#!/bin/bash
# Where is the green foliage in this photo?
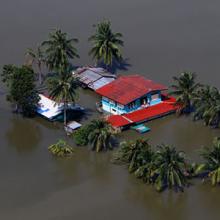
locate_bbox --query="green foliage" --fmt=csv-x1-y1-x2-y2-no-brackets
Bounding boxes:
48,72,79,125
42,29,79,73
195,137,220,186
170,71,200,114
73,123,94,146
25,46,46,84
1,65,40,117
48,139,74,157
73,119,115,152
89,20,124,67
1,64,15,87
153,144,189,192
113,139,153,172
87,119,115,152
193,85,220,128
113,140,190,192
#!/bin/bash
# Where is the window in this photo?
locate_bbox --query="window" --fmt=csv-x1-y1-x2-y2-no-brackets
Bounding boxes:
102,97,109,102
151,93,160,100
128,101,136,109
117,104,124,109
109,99,116,106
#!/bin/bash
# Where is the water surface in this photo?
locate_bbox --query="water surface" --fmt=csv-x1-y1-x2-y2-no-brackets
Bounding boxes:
1,0,220,219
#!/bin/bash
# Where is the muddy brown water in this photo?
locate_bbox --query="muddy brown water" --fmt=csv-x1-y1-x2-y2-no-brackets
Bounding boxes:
1,0,220,219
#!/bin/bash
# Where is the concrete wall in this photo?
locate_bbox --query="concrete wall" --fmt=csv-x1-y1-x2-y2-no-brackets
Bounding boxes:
101,91,162,115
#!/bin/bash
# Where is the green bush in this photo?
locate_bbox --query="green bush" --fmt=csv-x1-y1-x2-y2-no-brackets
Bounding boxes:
48,139,74,157
72,124,94,146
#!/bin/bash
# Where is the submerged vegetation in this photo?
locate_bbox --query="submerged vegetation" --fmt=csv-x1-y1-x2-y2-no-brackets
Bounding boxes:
42,29,79,73
48,139,74,157
170,71,220,128
169,71,200,114
1,65,39,117
48,72,79,126
89,20,124,68
2,19,220,194
25,46,46,85
195,137,220,186
113,139,190,192
73,119,115,152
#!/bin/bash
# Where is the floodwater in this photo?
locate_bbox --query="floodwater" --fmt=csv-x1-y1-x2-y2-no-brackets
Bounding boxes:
1,0,220,219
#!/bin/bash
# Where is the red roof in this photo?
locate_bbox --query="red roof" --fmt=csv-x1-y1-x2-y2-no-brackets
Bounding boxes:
107,96,178,127
96,75,167,105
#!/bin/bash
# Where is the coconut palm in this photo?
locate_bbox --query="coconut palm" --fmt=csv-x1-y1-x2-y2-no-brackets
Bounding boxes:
193,86,220,128
195,137,220,186
42,29,79,73
153,144,189,192
48,139,74,157
48,72,79,126
25,46,46,84
87,119,114,152
113,139,153,173
169,71,200,114
88,20,124,68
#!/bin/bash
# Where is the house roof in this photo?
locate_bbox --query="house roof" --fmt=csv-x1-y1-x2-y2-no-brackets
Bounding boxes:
95,75,167,105
73,67,116,90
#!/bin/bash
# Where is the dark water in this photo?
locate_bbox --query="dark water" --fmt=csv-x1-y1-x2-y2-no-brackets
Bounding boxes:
1,0,220,219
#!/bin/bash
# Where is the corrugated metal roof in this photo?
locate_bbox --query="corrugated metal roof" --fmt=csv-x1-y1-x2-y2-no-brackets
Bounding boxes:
88,77,115,90
96,75,167,105
78,69,102,84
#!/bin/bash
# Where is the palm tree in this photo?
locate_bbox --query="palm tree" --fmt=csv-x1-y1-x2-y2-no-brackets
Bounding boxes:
48,139,74,157
42,29,79,74
169,71,200,114
48,72,79,126
113,139,153,173
25,46,45,84
88,20,124,68
154,144,189,192
195,137,220,186
87,119,114,152
193,86,220,128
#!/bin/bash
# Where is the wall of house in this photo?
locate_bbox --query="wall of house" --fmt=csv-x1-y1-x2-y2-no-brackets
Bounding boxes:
148,91,162,106
101,91,162,115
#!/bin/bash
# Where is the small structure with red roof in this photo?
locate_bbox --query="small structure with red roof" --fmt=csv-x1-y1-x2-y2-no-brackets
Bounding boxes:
96,75,168,115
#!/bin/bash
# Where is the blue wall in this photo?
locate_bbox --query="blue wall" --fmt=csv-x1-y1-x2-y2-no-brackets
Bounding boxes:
101,91,162,114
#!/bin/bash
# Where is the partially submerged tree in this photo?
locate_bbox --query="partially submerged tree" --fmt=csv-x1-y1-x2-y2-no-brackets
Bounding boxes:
170,72,200,114
87,119,115,152
89,20,124,69
113,139,153,173
72,123,95,146
48,72,79,126
25,46,46,84
48,139,74,157
153,144,189,192
195,137,220,186
193,86,220,128
42,29,79,74
113,140,190,192
1,65,40,117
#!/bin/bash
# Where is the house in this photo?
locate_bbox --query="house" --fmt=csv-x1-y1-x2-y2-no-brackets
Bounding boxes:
73,67,116,90
37,94,84,121
95,75,167,115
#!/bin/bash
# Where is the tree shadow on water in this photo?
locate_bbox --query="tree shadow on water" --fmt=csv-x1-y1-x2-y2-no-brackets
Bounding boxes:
99,58,131,74
6,116,41,153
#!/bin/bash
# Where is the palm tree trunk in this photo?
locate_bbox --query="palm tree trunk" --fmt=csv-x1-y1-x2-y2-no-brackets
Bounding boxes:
64,101,67,126
38,63,42,85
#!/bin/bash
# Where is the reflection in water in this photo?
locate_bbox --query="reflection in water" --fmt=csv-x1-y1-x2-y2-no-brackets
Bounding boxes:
6,116,41,153
125,175,188,220
1,0,220,219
